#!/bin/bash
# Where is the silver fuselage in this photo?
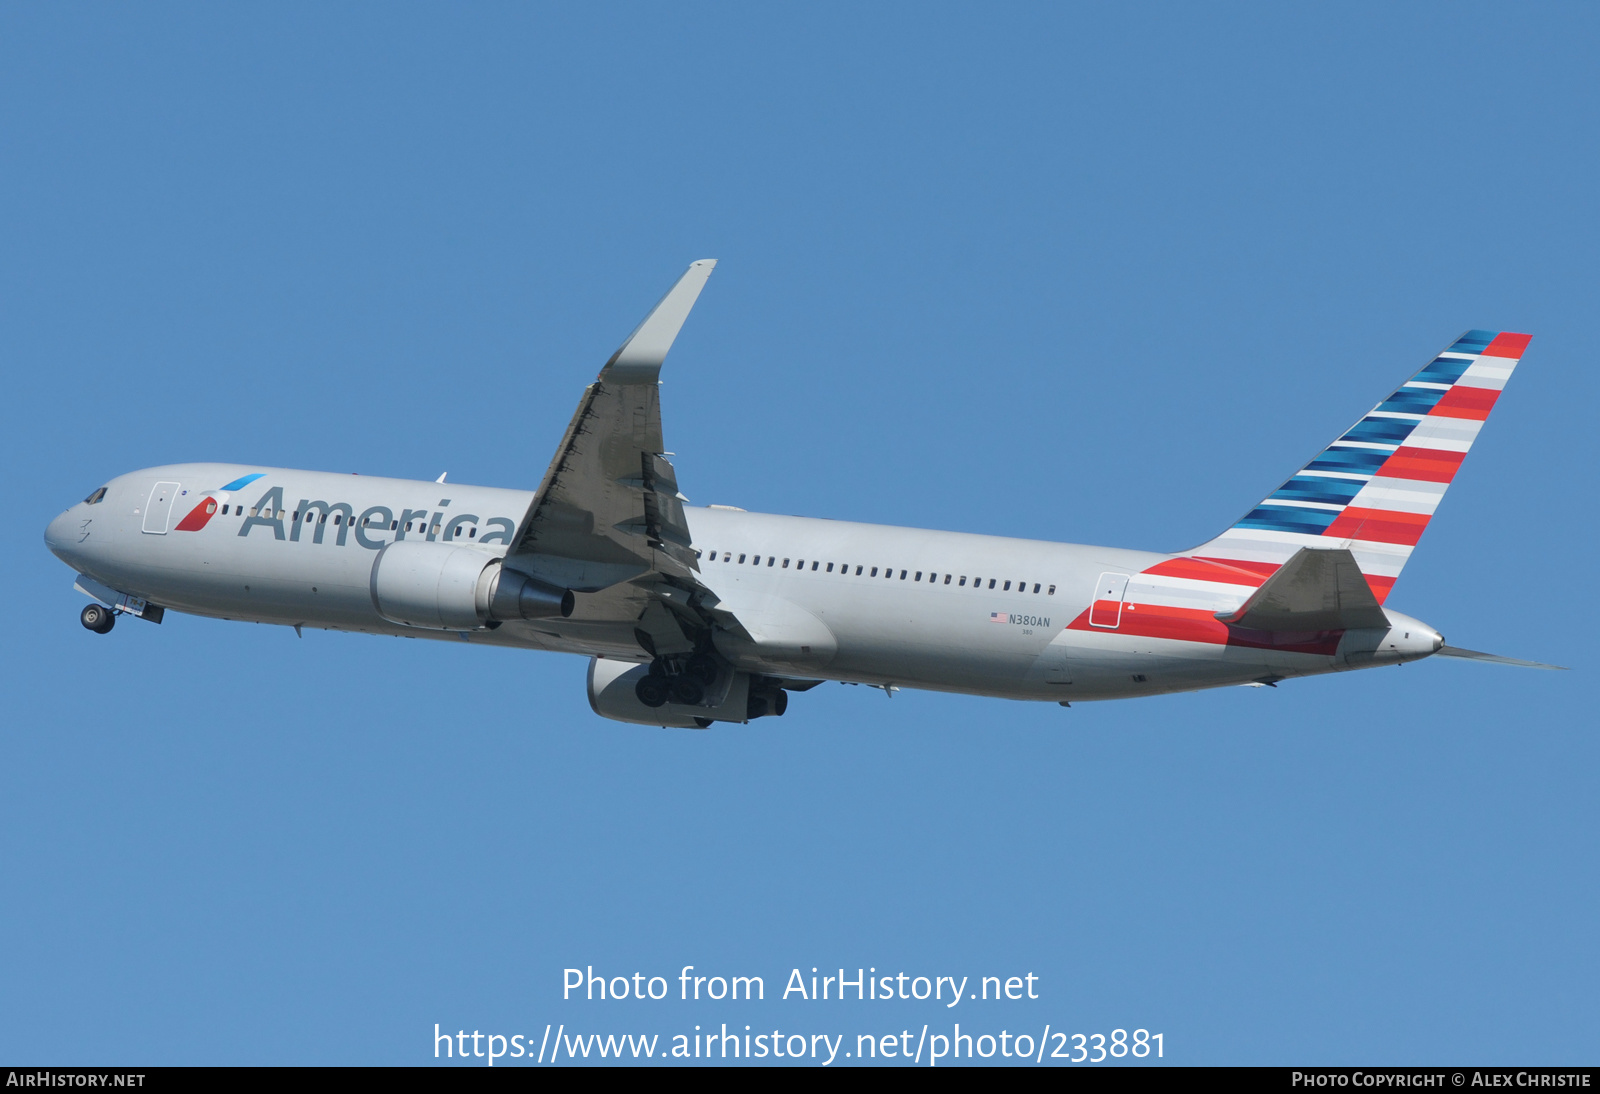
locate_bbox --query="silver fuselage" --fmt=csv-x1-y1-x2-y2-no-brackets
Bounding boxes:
45,463,1443,704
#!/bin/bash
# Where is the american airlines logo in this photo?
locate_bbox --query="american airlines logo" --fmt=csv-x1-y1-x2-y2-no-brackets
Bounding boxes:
218,482,517,550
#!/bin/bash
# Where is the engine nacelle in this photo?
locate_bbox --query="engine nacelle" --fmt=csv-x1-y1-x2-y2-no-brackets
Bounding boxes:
369,541,571,630
587,658,788,728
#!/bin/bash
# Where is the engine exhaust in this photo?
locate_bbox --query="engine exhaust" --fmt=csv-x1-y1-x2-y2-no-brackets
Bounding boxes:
483,565,573,621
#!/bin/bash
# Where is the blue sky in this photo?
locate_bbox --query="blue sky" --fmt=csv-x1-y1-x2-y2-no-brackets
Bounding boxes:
2,3,1596,1065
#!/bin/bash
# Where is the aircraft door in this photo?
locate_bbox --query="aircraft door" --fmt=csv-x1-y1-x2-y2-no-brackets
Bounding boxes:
142,481,181,534
1088,572,1129,628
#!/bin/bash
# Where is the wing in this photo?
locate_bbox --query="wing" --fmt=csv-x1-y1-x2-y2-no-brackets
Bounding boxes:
500,260,723,656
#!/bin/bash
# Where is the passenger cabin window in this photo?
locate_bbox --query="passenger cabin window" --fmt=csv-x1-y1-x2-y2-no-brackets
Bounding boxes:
811,561,819,571
959,576,967,586
783,558,790,568
710,551,718,561
1033,582,1040,593
1003,581,1011,591
767,557,775,567
826,563,834,572
944,574,952,584
870,567,878,577
1048,585,1056,595
988,579,996,589
854,565,863,575
739,554,747,564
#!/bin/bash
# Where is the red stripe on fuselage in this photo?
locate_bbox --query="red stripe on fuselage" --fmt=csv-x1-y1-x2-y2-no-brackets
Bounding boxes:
1140,556,1275,586
174,498,218,532
1149,552,1395,605
1065,604,1343,655
1193,557,1281,579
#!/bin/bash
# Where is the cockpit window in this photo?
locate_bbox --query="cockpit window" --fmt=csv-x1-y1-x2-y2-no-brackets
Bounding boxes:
84,486,107,505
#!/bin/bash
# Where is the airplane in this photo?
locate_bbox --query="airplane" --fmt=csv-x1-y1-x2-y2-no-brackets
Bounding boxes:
43,260,1562,728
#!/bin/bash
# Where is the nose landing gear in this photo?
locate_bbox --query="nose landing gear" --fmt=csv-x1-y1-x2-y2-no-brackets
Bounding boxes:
80,603,115,634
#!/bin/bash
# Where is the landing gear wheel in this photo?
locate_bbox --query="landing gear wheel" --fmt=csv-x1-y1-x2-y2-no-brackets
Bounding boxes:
80,603,114,634
634,674,670,708
669,675,705,706
686,652,719,686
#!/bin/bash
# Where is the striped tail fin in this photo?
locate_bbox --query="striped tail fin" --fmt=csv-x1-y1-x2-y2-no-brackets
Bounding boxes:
1188,330,1532,603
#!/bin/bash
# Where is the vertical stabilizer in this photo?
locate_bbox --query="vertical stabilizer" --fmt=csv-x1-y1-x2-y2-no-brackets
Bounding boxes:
1188,330,1532,602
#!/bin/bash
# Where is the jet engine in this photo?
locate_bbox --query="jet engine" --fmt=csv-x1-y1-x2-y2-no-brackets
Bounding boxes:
587,657,789,728
369,541,571,630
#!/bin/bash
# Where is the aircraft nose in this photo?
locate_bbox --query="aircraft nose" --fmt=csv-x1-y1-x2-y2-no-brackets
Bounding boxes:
44,508,79,563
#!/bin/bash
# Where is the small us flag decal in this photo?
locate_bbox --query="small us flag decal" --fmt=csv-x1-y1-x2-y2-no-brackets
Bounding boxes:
990,611,1007,623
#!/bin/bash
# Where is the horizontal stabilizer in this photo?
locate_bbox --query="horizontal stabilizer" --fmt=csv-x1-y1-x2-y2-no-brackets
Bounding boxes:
1214,547,1390,632
1435,645,1567,670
